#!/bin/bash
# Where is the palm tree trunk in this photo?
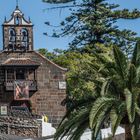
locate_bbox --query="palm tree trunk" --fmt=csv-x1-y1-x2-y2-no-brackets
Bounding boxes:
125,124,132,140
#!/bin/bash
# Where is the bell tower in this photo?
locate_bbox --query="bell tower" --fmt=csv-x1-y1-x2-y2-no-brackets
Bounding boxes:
3,5,33,52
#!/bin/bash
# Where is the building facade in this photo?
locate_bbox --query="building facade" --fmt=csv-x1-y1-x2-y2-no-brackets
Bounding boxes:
0,6,66,126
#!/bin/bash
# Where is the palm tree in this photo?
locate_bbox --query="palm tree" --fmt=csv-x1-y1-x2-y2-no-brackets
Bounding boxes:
54,41,140,140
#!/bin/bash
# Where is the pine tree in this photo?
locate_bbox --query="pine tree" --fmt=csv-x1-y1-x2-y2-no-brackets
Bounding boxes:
43,0,140,55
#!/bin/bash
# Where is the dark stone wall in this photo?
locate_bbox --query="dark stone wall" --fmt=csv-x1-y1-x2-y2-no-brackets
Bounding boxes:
0,51,66,126
0,116,41,137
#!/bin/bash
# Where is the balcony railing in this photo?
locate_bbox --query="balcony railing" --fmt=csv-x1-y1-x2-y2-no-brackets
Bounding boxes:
5,80,37,91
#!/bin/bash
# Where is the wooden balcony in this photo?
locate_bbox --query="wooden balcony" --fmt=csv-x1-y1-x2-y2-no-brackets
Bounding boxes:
5,80,37,91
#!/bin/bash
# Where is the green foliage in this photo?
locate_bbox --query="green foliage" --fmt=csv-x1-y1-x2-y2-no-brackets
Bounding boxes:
66,53,96,98
124,88,135,123
38,48,48,56
110,107,124,136
53,41,140,140
38,48,64,60
43,0,140,55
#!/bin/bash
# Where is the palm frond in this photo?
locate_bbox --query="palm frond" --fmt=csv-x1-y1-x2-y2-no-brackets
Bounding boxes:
113,45,127,80
68,121,89,140
93,109,110,139
135,103,140,116
54,108,89,140
89,97,116,129
110,103,125,136
100,80,110,96
124,88,135,123
136,66,140,84
128,64,136,91
131,40,140,67
131,114,140,140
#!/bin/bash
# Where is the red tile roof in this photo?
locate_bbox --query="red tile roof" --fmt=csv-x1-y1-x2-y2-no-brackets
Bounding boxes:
2,58,40,66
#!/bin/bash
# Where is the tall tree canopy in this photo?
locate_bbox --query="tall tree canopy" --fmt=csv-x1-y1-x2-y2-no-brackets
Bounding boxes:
43,0,140,55
41,1,140,139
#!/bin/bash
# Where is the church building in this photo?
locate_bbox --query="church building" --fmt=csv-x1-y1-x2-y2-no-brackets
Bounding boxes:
0,6,66,126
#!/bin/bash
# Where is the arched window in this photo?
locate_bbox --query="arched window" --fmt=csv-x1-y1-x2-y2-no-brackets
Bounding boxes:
21,29,28,49
15,16,20,25
9,28,16,43
21,29,28,41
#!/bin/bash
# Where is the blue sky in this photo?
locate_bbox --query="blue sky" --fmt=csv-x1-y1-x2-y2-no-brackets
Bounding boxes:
0,0,140,51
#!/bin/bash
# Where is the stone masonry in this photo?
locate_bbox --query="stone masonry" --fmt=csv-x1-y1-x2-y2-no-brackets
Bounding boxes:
0,51,66,127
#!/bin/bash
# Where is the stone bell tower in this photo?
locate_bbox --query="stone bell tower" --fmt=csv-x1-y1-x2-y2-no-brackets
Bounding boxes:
3,5,33,51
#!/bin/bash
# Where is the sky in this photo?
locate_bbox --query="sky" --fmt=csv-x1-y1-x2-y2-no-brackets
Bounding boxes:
0,0,140,51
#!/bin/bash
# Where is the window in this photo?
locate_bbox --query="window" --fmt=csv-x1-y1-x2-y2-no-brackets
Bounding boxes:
15,16,20,25
7,69,14,80
16,69,25,80
9,28,16,42
21,29,28,49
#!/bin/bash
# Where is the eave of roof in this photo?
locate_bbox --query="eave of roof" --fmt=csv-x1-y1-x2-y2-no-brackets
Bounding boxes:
34,51,67,71
1,58,40,66
0,51,67,71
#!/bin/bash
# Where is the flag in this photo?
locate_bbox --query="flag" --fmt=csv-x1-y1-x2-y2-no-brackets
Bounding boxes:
14,80,29,100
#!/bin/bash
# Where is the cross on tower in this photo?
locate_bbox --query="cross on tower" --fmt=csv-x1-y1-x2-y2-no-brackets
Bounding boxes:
16,0,19,7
